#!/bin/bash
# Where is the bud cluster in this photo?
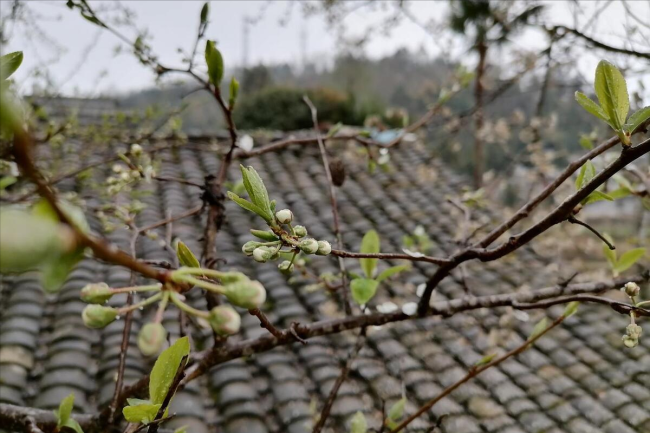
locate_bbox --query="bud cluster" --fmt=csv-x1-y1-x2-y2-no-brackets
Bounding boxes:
622,323,642,348
620,282,645,349
103,144,157,196
239,207,332,275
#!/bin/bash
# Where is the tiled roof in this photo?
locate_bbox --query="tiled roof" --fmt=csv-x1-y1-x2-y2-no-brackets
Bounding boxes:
1,136,648,433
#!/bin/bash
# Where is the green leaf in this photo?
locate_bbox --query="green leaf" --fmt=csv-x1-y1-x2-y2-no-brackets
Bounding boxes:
594,60,629,130
609,187,631,200
61,418,84,433
200,2,209,24
578,135,594,150
614,248,646,273
176,241,201,268
582,190,613,205
174,427,189,433
624,106,650,134
387,396,406,422
122,402,161,424
563,301,579,318
250,229,279,241
376,265,409,283
227,191,272,222
229,76,239,109
359,230,380,278
149,336,190,405
529,317,549,340
575,92,611,125
240,165,272,217
575,160,596,190
350,278,379,305
350,411,367,433
0,51,23,80
205,40,224,86
474,353,496,367
57,394,75,425
41,249,83,293
0,176,17,190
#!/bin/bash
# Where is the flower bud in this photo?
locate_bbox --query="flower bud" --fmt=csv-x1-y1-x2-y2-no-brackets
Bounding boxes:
623,282,640,298
112,164,124,173
82,305,118,328
278,260,294,275
224,280,267,309
218,271,249,284
138,323,167,357
626,323,642,339
253,247,272,263
130,143,143,156
80,282,113,304
300,238,319,254
242,241,258,256
316,240,332,256
293,225,308,238
275,209,293,224
622,334,638,348
208,305,241,335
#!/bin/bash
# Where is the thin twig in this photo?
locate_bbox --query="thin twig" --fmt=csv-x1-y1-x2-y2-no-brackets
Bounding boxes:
304,96,352,316
388,314,567,432
567,215,615,250
313,329,366,433
249,308,283,338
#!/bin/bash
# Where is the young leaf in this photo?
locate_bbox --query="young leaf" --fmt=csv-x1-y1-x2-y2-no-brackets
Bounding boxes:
174,427,189,433
528,317,549,340
250,229,279,241
177,241,201,268
563,301,579,318
602,235,617,268
387,396,406,423
574,92,610,125
41,250,83,293
376,265,410,283
200,2,209,24
474,353,496,367
359,230,380,278
0,51,23,80
149,336,190,405
239,165,272,219
61,419,84,433
624,106,650,134
582,190,614,205
350,411,367,433
229,77,239,109
57,393,75,425
594,60,629,130
227,191,272,222
205,40,224,86
608,188,631,200
350,278,379,305
122,402,162,424
575,160,596,190
614,248,646,273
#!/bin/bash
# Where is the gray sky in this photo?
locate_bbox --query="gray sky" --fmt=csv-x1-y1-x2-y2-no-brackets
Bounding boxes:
3,1,649,97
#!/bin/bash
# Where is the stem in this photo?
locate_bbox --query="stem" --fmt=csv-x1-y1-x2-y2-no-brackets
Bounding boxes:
171,293,210,319
154,292,170,324
117,293,163,315
111,284,162,294
567,215,615,250
174,275,226,295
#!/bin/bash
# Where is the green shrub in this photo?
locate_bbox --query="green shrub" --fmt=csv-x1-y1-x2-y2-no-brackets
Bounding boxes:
234,86,359,130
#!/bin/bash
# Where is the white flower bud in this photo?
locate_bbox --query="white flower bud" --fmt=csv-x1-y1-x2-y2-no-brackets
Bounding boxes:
626,324,642,339
316,240,332,256
622,334,638,348
253,247,272,263
120,171,131,181
293,225,307,238
623,282,641,298
278,260,294,275
242,241,259,256
130,143,143,156
209,305,241,335
224,280,267,309
112,164,124,173
275,209,293,224
300,238,319,254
